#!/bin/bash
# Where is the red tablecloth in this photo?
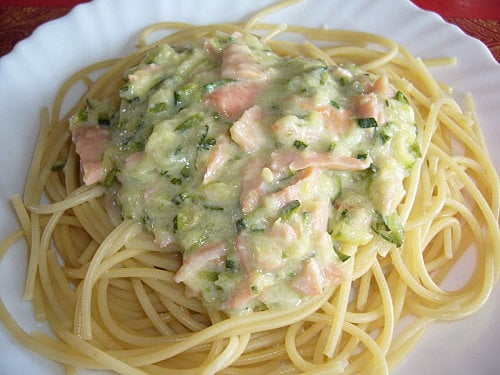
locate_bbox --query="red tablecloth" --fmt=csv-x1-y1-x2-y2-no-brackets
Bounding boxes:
0,1,499,62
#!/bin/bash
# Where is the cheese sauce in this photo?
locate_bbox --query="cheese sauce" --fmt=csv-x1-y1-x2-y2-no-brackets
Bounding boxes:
71,31,419,314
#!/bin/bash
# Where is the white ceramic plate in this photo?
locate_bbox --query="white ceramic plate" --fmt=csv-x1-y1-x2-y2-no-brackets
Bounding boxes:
0,1,498,374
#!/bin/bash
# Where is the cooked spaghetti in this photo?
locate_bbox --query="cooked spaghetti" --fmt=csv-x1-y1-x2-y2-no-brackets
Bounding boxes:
0,1,499,374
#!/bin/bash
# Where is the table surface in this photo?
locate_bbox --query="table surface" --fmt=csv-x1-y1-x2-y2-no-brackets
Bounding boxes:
0,0,499,62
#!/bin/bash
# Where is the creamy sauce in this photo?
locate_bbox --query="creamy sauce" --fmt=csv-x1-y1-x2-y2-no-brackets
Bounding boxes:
71,31,419,314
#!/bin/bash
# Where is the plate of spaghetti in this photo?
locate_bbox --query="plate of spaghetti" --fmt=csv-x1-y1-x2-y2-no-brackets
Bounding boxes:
0,0,499,374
